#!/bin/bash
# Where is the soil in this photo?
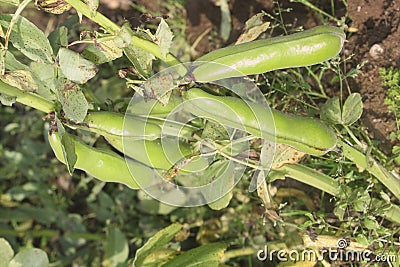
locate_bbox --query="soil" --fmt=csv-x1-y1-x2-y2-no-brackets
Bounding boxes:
347,0,400,153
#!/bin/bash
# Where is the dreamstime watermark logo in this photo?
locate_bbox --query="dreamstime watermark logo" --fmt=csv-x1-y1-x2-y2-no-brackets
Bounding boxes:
123,62,276,207
257,239,397,264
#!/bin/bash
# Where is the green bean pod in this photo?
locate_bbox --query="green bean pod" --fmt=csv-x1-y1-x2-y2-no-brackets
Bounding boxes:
69,111,196,140
183,88,337,156
104,133,208,171
128,92,183,118
192,25,345,82
48,131,154,189
81,111,160,139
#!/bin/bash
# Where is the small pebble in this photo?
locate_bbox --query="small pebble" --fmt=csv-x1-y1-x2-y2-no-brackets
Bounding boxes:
369,44,384,59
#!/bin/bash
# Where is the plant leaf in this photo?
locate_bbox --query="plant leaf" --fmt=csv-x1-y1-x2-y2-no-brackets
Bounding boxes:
0,238,14,267
342,93,363,126
82,38,123,64
0,15,54,63
117,24,154,78
58,48,97,84
204,160,235,210
320,96,342,124
2,51,29,71
103,227,129,267
30,62,56,99
1,70,38,92
236,12,270,44
155,19,173,61
48,26,68,55
9,248,49,267
56,120,77,175
162,243,227,267
141,72,173,105
56,78,88,122
133,223,182,267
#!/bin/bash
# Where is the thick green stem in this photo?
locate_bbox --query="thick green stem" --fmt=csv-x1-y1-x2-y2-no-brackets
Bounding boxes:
0,80,54,113
277,163,339,196
65,0,120,33
64,0,180,66
276,163,400,225
339,139,400,201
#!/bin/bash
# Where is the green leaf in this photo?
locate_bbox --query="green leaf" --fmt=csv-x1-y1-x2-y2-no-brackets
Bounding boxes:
0,15,53,63
141,73,173,105
133,223,183,267
2,51,29,71
353,189,371,212
320,96,341,124
342,93,363,126
219,0,231,42
103,227,129,267
355,234,370,246
162,243,226,267
123,45,154,79
9,248,49,267
58,48,97,84
141,248,178,267
48,26,68,55
204,160,235,210
119,25,154,78
30,62,56,99
155,19,173,61
364,216,379,230
0,238,14,267
56,120,77,175
201,121,229,140
1,70,38,92
56,79,88,123
82,38,123,64
333,203,346,221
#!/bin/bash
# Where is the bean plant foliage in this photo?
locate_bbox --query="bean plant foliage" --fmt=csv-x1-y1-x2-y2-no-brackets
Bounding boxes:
0,0,399,266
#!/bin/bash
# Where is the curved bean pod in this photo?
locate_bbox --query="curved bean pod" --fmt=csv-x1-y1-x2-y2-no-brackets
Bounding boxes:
69,111,196,140
48,131,154,189
104,133,208,171
183,88,337,156
192,25,345,82
128,92,183,118
82,111,160,139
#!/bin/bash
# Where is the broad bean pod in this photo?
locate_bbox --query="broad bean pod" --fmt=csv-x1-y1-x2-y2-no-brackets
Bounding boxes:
104,133,208,171
48,131,154,189
183,88,337,156
70,111,196,140
128,92,183,118
192,25,345,82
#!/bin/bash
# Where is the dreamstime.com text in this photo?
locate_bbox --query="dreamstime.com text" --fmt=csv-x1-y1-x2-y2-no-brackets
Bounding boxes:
257,239,397,264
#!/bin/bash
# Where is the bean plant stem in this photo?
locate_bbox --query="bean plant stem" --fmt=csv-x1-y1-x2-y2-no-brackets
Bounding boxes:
64,0,181,66
339,139,400,202
278,163,400,225
0,80,54,113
